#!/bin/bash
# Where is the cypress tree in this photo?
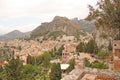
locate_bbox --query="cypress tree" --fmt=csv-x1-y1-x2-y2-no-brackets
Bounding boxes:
49,63,61,80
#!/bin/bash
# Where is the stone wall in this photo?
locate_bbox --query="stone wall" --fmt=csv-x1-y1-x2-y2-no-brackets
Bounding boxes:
84,68,120,80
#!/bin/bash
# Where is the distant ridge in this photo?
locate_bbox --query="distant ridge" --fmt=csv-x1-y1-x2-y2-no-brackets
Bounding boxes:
0,30,31,41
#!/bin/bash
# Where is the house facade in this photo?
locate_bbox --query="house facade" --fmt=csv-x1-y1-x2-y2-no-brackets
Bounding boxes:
113,40,120,71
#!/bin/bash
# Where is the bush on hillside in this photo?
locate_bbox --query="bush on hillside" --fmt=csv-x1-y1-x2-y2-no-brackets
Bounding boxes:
84,59,109,69
97,50,109,58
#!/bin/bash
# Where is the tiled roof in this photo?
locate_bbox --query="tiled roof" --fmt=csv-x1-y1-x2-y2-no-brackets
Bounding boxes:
0,62,5,67
96,75,115,80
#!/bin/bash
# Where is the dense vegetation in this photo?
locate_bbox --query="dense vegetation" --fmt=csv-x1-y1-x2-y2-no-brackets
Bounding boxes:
97,50,110,59
4,57,23,80
67,59,75,73
76,38,112,59
49,45,64,59
84,58,109,69
49,63,61,80
0,48,66,80
0,52,52,80
76,39,98,54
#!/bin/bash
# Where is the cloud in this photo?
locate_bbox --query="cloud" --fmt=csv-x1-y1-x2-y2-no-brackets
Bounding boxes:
0,0,99,35
0,0,98,19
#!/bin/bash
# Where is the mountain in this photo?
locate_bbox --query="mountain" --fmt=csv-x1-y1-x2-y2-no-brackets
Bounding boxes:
0,30,31,41
0,16,94,41
31,16,81,39
71,18,95,32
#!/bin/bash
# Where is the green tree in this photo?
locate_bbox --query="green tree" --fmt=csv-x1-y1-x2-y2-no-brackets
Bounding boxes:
18,46,22,51
94,42,99,54
108,42,113,51
84,58,91,67
86,0,120,40
67,59,75,73
49,63,61,80
4,57,23,80
41,52,51,69
115,34,120,40
0,67,4,80
76,42,86,52
56,45,64,57
91,61,109,69
86,39,98,54
22,64,40,80
36,55,43,65
84,59,109,69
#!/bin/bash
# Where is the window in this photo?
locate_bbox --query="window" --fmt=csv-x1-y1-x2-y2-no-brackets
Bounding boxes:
114,44,117,46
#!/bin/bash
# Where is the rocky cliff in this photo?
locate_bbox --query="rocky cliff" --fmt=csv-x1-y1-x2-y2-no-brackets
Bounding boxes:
31,16,81,38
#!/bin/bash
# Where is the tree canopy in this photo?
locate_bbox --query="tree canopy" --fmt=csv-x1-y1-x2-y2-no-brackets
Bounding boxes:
86,0,120,40
4,57,23,80
76,39,98,54
49,63,61,80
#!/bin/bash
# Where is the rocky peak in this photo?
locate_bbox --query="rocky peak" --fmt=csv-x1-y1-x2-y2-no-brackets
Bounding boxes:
53,16,68,21
31,16,81,38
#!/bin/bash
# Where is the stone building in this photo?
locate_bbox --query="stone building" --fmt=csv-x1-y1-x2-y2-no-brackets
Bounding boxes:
113,40,120,71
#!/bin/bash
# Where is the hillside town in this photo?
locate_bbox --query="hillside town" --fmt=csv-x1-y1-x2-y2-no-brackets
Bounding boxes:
0,0,120,80
0,33,120,80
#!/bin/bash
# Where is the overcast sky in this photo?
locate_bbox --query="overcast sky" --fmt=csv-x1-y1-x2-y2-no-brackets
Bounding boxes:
0,0,99,35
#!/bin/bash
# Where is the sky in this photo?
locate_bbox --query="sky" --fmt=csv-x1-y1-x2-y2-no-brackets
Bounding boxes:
0,0,99,35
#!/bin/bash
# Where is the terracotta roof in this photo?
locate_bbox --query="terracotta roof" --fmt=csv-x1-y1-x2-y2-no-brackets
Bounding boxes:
96,75,115,80
0,62,5,67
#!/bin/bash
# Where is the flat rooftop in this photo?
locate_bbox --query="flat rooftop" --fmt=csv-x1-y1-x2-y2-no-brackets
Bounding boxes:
61,64,70,70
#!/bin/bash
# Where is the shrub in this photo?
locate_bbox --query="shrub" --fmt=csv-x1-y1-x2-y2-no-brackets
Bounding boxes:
84,59,109,69
84,58,91,67
115,34,120,40
100,33,108,39
97,50,109,58
91,61,109,69
67,59,75,73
